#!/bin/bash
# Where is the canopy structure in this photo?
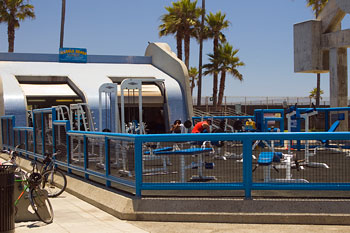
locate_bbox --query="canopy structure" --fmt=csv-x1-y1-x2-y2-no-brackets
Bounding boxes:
0,42,193,132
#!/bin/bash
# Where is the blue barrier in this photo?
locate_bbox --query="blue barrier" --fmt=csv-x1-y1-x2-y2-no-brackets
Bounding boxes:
2,112,350,200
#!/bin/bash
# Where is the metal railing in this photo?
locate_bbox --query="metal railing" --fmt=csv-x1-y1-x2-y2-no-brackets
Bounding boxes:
193,96,350,107
1,109,350,199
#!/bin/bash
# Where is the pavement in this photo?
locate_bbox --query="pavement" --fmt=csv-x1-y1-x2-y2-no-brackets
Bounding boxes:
13,191,350,233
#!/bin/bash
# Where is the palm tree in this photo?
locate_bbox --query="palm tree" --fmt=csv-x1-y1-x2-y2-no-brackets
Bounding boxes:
309,87,324,102
159,1,184,60
306,0,328,107
188,66,198,95
159,0,202,68
196,0,205,106
203,43,244,107
205,11,230,107
59,0,66,48
180,0,202,69
0,0,35,52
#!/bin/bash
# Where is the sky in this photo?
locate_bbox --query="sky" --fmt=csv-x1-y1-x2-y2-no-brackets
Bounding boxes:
0,0,349,98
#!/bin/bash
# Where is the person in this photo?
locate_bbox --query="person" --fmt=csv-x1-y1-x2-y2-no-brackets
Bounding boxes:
170,120,182,133
192,119,212,133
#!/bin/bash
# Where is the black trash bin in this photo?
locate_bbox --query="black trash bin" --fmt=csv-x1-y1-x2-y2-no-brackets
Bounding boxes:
0,165,15,233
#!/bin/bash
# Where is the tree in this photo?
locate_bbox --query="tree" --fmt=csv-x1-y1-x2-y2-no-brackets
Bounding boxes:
203,42,244,107
205,11,230,107
188,66,198,95
59,0,66,48
179,0,202,69
196,0,205,106
309,87,324,102
159,1,184,61
306,0,328,107
159,0,202,68
0,0,35,52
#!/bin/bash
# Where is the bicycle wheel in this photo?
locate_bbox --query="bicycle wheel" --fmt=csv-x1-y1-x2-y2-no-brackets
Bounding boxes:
30,187,54,224
41,169,67,197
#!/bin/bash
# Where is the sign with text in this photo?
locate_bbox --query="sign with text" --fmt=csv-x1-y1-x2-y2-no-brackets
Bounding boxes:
59,48,87,63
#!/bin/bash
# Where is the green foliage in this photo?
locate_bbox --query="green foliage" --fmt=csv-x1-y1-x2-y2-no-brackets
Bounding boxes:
0,0,35,27
159,0,203,67
306,0,328,17
204,42,244,106
0,0,35,52
188,66,198,95
309,87,324,100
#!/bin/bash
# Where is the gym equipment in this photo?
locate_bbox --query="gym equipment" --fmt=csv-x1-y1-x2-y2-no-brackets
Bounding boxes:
70,103,95,131
99,83,120,133
155,144,215,182
253,141,308,183
142,145,173,175
253,151,308,183
286,105,329,168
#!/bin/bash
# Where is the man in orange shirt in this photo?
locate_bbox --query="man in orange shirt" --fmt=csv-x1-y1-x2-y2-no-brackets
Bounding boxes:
192,119,212,133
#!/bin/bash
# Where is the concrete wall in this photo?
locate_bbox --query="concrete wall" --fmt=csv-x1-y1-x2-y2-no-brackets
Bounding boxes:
294,20,328,73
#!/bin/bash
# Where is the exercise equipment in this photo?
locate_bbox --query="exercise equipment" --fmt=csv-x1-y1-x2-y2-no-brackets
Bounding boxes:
155,143,215,182
120,79,164,134
98,83,120,133
253,151,308,183
286,105,329,168
253,141,308,183
142,144,173,175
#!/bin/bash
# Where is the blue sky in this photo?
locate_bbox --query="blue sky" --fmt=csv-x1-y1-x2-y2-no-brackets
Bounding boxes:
0,0,349,98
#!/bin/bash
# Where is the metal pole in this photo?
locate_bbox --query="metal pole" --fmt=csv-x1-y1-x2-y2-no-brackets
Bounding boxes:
196,0,205,106
59,0,66,48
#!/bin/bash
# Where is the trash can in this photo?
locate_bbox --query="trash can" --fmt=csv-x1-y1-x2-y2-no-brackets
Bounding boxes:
0,165,15,233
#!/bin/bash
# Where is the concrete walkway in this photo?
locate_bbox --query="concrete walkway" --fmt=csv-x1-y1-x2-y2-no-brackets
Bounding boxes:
13,191,350,233
14,191,148,233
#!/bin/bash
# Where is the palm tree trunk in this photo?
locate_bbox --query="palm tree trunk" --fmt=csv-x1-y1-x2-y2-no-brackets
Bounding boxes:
217,71,226,106
191,79,195,95
176,32,183,61
7,20,15,53
212,38,219,108
316,73,320,107
213,75,218,108
59,0,66,48
184,33,190,69
197,0,205,106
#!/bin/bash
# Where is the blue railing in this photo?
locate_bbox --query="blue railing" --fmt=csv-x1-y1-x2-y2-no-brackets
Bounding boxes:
2,110,350,199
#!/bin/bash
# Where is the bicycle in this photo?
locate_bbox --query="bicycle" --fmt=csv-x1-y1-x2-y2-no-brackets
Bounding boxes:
16,165,54,224
1,147,54,224
40,150,67,198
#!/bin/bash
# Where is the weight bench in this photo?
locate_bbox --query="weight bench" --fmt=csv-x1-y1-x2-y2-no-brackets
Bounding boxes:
155,147,216,182
253,152,308,183
143,146,173,175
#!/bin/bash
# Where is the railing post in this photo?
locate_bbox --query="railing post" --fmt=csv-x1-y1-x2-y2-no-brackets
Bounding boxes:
25,130,29,159
6,119,10,146
66,122,72,174
105,137,111,187
83,135,89,179
66,134,72,174
41,112,45,155
11,116,15,147
33,113,37,154
243,138,253,200
134,137,143,198
52,108,57,153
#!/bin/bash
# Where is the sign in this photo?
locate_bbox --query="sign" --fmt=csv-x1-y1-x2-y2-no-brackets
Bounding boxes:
59,48,87,63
